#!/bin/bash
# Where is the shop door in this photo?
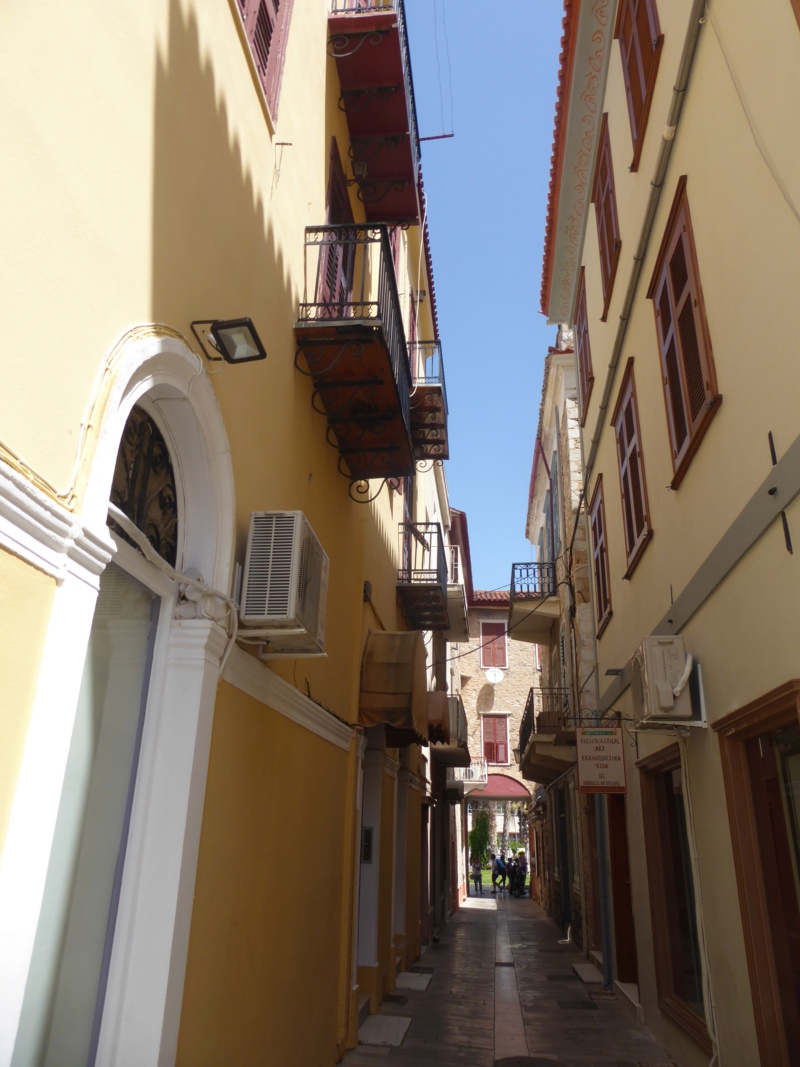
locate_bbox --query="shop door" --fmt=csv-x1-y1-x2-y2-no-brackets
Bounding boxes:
607,794,638,984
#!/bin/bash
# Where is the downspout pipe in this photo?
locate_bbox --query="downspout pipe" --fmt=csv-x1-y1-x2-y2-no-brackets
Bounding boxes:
583,0,708,485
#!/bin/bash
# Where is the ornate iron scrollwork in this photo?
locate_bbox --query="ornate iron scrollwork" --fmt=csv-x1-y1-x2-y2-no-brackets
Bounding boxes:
348,477,389,505
110,405,178,566
295,340,366,378
327,28,391,59
348,135,405,164
355,179,412,205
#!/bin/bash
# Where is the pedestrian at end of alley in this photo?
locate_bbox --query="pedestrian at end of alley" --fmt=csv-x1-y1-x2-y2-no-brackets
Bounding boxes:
470,856,482,895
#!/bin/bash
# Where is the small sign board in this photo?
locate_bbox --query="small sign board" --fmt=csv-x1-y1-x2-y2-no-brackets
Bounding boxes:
576,728,626,794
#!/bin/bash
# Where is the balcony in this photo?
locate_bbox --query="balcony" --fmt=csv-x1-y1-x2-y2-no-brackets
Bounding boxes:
294,225,414,482
396,522,450,631
409,341,449,462
328,0,420,224
441,544,469,642
447,758,488,801
518,686,576,786
431,694,470,767
507,561,561,643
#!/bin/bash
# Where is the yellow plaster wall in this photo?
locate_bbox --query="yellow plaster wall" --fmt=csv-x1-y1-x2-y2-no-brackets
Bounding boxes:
404,783,422,963
0,551,55,856
377,770,396,997
177,680,351,1067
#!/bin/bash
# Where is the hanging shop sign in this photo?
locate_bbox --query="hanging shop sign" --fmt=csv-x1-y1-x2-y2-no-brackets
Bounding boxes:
576,728,627,794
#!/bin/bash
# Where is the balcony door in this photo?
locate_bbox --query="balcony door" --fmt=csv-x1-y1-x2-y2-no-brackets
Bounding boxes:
321,138,355,314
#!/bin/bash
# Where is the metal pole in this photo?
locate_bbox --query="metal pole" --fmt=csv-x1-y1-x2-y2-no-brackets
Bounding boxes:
594,794,613,989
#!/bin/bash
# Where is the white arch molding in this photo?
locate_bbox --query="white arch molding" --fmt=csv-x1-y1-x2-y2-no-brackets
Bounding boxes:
0,328,236,1067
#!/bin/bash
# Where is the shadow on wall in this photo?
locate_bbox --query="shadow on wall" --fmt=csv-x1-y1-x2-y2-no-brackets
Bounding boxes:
148,0,403,704
476,683,495,712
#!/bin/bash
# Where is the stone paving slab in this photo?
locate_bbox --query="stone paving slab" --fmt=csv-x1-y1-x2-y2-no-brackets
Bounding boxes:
341,896,673,1066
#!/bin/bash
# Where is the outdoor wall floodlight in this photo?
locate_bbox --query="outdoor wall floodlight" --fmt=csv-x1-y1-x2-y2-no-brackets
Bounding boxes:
190,318,267,364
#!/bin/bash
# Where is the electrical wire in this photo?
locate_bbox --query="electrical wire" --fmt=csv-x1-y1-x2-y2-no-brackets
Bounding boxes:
431,579,569,670
440,0,455,133
431,0,446,135
107,503,239,673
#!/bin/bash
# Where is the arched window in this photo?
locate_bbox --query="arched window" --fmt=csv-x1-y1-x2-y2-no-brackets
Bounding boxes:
110,405,178,565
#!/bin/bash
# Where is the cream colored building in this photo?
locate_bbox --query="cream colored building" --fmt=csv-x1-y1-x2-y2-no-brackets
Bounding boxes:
0,2,470,1064
540,0,800,1064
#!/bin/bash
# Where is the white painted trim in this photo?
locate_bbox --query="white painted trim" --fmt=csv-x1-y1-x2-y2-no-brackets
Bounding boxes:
382,754,400,779
0,461,113,585
221,645,352,751
0,329,238,1067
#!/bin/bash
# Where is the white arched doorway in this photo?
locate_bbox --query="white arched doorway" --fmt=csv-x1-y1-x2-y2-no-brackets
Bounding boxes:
2,329,235,1067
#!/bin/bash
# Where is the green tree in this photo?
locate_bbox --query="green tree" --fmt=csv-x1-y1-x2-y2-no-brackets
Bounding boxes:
468,806,491,867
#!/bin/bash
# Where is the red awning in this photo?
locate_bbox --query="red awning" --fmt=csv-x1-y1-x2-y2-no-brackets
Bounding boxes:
471,774,530,800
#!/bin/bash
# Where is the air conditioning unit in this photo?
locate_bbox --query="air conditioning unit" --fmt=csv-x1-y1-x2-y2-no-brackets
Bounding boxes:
631,635,693,723
239,511,329,657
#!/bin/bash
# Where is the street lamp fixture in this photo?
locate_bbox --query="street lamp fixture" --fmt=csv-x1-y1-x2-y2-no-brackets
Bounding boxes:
190,318,267,364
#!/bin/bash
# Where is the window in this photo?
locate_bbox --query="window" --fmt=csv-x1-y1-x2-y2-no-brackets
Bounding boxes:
647,178,720,489
615,0,663,171
483,715,509,764
591,115,622,319
638,745,711,1052
589,476,612,635
714,681,800,1063
612,359,652,575
238,0,295,120
574,268,594,427
480,621,507,669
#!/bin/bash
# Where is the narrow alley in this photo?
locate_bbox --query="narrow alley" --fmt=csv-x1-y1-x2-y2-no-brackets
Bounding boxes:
341,895,671,1067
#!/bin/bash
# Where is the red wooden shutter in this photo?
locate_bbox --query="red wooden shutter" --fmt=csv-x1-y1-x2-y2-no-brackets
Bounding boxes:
240,0,294,119
496,717,508,764
614,366,650,567
590,478,611,631
481,622,506,669
591,116,621,318
483,716,496,763
321,140,355,313
616,0,662,167
650,186,718,482
575,269,594,426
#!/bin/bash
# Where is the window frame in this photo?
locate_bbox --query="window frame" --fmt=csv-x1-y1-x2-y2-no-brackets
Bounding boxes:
614,0,663,172
574,268,594,428
482,713,510,765
591,114,622,320
647,177,721,489
589,475,612,636
637,744,712,1053
611,359,652,576
713,681,800,1065
237,0,296,123
480,620,507,670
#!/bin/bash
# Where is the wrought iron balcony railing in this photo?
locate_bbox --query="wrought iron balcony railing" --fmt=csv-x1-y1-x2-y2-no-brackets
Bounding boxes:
519,687,574,753
409,340,448,414
449,544,461,585
396,521,449,630
510,561,558,599
397,522,447,589
453,758,488,785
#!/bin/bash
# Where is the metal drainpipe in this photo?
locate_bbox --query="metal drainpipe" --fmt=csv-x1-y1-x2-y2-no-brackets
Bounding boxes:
583,0,709,486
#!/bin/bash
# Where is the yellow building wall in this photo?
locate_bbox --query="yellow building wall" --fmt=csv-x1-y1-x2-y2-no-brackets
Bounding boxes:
574,0,800,1061
377,769,397,999
0,550,56,856
176,680,352,1067
404,783,422,963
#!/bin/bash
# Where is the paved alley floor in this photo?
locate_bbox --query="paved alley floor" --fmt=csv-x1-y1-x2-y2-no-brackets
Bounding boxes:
340,893,673,1067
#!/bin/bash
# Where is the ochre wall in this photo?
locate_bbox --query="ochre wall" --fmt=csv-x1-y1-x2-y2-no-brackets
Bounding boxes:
177,680,351,1066
0,551,55,855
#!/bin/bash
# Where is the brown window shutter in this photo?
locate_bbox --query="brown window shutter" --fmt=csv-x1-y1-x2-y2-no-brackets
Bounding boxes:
616,0,662,169
575,269,594,425
613,364,651,570
496,717,508,764
240,0,294,120
590,478,611,630
591,115,621,317
481,622,506,669
649,181,719,486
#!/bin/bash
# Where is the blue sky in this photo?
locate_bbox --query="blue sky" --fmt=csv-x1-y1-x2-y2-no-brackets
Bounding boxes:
404,1,565,591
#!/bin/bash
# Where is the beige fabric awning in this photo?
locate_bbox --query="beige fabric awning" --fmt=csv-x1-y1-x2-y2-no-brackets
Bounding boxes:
359,631,429,745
